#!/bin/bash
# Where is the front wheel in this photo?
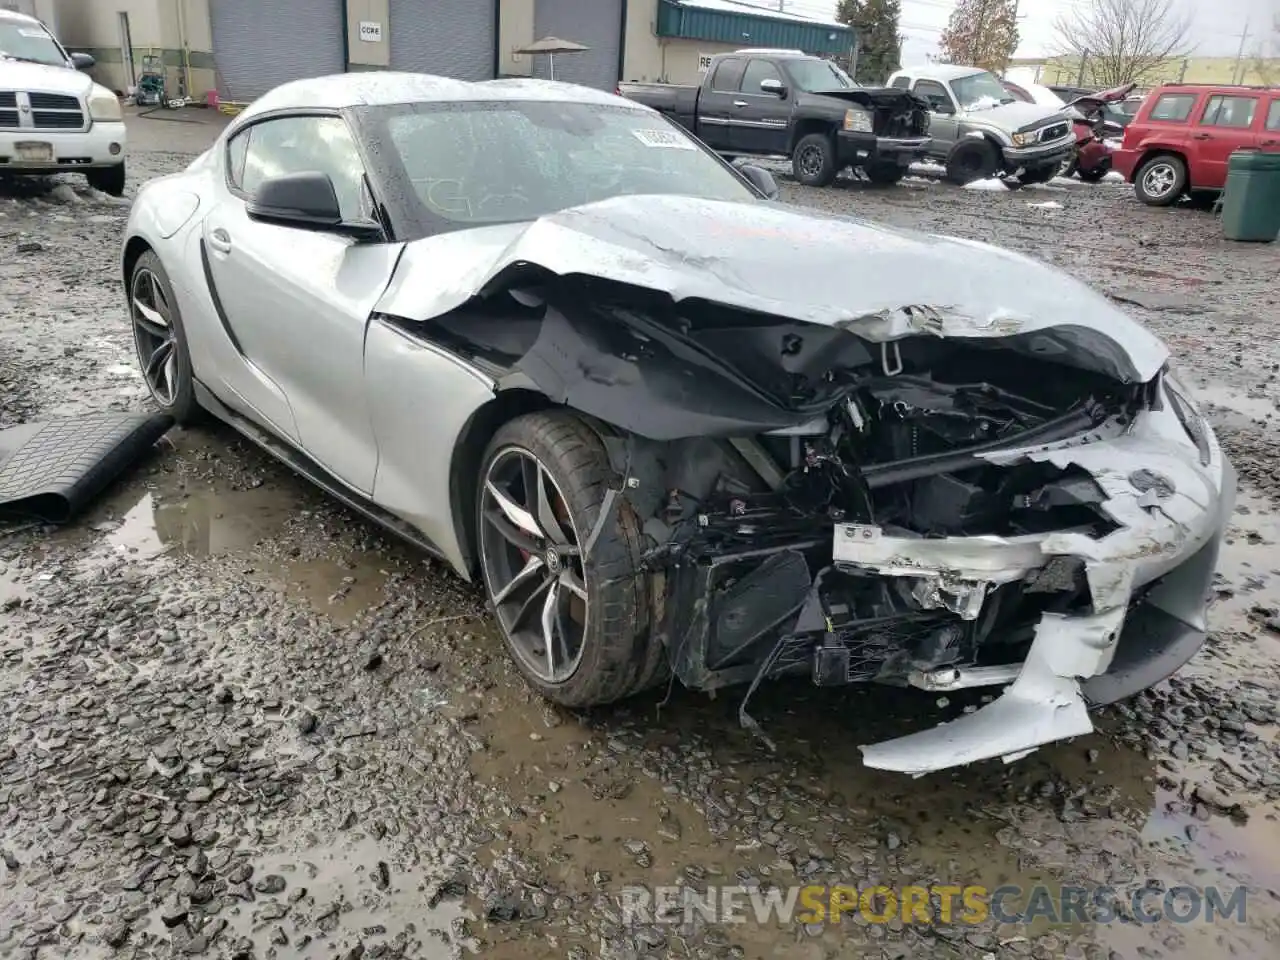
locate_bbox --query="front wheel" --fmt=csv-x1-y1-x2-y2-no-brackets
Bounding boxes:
792,132,839,187
945,140,999,185
129,250,202,424
476,412,667,707
87,162,126,197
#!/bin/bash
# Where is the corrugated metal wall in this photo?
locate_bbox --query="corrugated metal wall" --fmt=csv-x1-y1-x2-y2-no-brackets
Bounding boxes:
657,1,851,55
210,0,345,102
389,0,495,80
532,0,623,90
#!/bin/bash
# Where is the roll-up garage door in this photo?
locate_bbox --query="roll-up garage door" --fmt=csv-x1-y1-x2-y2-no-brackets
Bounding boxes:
389,0,495,80
210,0,344,103
533,0,623,90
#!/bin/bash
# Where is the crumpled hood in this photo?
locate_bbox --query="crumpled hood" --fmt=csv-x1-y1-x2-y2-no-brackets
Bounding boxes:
0,59,89,95
376,194,1167,383
965,99,1067,132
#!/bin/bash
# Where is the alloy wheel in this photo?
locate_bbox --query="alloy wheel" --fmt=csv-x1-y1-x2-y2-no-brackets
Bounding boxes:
798,145,822,178
479,447,589,684
130,267,178,406
1142,162,1177,199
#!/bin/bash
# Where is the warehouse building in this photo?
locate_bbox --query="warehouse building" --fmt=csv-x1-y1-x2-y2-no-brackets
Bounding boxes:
37,0,849,103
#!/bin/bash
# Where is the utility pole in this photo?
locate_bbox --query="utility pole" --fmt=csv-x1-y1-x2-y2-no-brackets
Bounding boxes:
1232,19,1250,84
1077,50,1088,85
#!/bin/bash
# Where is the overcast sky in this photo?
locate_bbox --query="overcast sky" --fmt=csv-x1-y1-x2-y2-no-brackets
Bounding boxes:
752,0,1270,66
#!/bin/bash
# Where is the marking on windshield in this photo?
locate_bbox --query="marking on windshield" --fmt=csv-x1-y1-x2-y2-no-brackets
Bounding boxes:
631,129,696,150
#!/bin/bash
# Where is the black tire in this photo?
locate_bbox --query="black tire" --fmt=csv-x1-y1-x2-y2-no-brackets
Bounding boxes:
1077,164,1110,183
1059,152,1078,179
129,250,202,425
87,162,126,197
864,161,906,186
792,132,839,187
476,412,667,708
1134,153,1187,206
1017,164,1058,186
945,139,1000,185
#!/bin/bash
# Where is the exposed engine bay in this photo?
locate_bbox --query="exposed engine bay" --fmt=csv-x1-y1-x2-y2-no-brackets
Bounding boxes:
388,268,1232,775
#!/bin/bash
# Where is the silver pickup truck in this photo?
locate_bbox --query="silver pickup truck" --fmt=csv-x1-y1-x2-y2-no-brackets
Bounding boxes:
886,64,1074,186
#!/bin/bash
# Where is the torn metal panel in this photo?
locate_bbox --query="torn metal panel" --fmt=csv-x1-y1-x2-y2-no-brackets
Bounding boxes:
373,194,1168,383
860,607,1126,775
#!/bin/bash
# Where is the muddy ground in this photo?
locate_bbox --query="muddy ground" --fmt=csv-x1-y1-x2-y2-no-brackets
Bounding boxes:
1,110,1279,960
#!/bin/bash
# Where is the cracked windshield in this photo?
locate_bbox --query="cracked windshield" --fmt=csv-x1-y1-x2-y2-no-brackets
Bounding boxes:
1,1,1277,959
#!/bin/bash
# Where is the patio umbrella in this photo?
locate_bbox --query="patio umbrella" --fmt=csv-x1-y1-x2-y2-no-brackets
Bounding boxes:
514,36,589,81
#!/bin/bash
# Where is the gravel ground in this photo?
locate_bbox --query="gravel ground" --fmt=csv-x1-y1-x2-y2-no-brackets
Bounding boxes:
1,112,1279,960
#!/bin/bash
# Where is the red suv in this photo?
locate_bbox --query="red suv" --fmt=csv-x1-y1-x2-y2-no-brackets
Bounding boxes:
1113,83,1280,205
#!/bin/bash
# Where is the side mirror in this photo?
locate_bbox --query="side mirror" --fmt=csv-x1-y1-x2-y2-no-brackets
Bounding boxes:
246,171,381,239
760,78,786,97
70,51,95,70
738,162,779,200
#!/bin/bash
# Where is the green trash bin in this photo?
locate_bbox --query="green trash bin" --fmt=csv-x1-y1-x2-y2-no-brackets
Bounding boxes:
1221,150,1280,242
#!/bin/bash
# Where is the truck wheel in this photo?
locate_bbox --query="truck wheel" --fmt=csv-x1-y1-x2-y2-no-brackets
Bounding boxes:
793,133,839,187
945,140,999,185
864,162,906,186
1134,154,1186,206
476,411,668,708
87,162,126,198
1077,163,1110,183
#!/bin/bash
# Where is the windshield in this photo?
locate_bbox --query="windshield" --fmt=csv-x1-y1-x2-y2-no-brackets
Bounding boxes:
0,20,66,66
784,58,856,91
950,71,1016,110
367,101,757,232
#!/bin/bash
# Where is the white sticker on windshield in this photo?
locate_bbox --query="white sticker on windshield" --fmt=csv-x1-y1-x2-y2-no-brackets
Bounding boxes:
631,128,696,150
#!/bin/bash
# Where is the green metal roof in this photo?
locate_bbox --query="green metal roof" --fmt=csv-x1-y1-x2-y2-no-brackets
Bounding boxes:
656,0,854,56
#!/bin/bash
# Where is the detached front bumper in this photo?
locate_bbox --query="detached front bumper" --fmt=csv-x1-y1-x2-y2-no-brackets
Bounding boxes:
837,131,931,167
854,396,1236,775
0,120,127,173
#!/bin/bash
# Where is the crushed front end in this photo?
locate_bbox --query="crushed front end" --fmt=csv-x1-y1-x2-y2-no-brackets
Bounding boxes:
376,194,1235,774
509,286,1236,776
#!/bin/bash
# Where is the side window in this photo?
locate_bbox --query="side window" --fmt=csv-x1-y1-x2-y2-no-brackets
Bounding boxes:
1268,99,1280,132
235,115,370,220
710,58,746,93
226,128,249,187
1200,95,1258,129
890,76,910,89
1149,93,1197,122
741,59,783,93
914,80,953,114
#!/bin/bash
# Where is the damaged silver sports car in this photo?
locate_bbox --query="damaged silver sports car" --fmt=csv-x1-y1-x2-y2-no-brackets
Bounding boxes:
122,73,1235,775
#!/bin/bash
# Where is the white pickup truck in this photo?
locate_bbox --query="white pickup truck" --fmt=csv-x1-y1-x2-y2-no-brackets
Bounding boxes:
0,9,127,196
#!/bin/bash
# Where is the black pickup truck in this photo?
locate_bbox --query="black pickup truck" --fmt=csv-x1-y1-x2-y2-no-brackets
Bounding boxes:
618,50,931,187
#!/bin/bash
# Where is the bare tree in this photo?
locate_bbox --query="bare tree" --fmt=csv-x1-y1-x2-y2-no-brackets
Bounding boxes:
1053,0,1194,87
1250,14,1280,86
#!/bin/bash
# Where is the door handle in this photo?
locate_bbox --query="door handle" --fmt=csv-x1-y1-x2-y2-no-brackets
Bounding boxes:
733,100,748,107
1262,139,1279,146
207,228,232,254
1192,133,1212,140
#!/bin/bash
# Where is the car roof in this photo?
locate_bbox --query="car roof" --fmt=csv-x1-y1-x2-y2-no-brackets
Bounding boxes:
1150,82,1279,94
894,64,986,82
235,71,641,124
0,10,43,26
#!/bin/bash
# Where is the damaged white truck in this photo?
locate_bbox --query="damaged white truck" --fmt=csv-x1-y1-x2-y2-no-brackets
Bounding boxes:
121,74,1236,776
